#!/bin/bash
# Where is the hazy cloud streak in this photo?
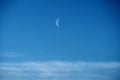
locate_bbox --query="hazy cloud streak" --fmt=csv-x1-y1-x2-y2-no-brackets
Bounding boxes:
0,52,22,58
0,61,120,80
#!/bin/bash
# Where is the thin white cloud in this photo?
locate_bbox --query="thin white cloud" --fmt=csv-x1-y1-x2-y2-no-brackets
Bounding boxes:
0,52,22,58
0,61,120,80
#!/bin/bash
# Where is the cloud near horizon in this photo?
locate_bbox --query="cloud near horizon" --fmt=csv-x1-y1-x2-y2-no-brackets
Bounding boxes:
0,61,120,80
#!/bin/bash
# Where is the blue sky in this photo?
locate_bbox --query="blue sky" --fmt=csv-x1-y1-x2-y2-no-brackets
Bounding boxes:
0,0,120,80
1,0,120,62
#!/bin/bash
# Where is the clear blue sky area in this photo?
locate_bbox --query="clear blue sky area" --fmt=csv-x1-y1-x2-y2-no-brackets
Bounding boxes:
0,0,120,62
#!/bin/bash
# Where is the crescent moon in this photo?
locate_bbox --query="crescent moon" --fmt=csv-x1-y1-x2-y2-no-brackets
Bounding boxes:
56,18,60,27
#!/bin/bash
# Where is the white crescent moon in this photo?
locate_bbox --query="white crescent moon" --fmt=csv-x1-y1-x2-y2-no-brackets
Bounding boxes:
56,18,60,27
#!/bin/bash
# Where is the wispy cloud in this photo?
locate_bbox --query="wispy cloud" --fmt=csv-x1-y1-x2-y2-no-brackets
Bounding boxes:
0,61,120,80
0,52,22,58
